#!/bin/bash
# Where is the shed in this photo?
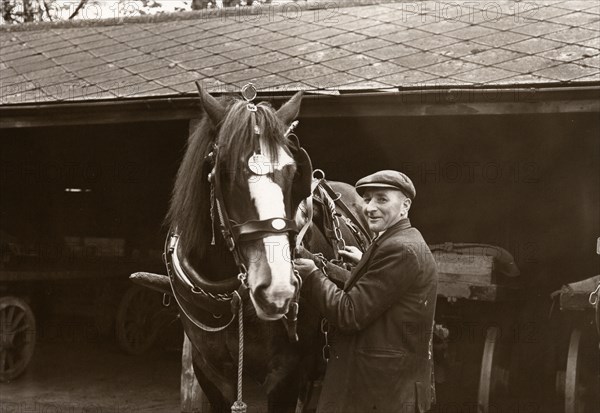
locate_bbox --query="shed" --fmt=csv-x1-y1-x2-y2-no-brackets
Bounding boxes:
1,0,599,407
1,0,598,284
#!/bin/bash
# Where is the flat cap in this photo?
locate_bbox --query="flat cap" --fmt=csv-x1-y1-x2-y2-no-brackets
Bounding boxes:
355,170,416,199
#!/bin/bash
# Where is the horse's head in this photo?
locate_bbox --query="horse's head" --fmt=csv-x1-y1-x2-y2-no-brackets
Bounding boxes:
196,85,307,320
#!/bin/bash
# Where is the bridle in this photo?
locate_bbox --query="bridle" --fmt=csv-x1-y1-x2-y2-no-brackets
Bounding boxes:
205,120,304,341
207,135,300,280
166,83,308,342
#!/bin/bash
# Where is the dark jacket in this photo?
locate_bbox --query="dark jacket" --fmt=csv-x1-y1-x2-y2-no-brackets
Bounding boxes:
303,218,438,413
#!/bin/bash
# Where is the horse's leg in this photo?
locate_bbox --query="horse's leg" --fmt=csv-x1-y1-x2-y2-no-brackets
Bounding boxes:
262,350,303,413
266,370,302,413
191,345,235,413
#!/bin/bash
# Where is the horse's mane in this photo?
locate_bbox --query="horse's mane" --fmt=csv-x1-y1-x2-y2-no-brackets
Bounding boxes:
166,97,292,259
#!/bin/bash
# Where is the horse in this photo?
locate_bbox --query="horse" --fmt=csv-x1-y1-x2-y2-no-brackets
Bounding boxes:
163,84,370,413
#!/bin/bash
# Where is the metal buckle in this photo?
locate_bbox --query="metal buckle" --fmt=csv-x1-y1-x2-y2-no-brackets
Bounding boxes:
589,284,600,306
321,318,330,362
238,264,249,288
225,235,236,251
313,169,326,180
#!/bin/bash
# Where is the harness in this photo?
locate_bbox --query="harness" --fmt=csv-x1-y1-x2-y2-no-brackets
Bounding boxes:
295,172,373,367
166,83,313,413
296,172,371,262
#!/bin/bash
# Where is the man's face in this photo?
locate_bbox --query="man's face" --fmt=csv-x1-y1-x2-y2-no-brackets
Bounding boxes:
362,188,411,233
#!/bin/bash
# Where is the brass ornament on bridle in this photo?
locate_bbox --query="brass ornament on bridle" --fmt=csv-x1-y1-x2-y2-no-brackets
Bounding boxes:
243,83,271,176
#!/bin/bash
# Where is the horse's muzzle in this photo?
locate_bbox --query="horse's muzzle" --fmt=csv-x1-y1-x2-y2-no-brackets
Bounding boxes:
251,287,294,320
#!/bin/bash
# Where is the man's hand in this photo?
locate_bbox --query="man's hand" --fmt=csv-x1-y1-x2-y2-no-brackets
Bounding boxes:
294,258,318,280
295,246,315,260
338,246,362,265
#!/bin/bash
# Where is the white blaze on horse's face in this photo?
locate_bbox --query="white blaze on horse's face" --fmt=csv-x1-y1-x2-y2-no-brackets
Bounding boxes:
247,140,297,320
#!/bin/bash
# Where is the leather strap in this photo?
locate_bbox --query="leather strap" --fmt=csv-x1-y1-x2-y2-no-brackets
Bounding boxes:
232,218,298,241
296,186,315,251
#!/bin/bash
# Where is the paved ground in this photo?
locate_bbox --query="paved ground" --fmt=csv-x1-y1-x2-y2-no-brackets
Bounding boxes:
0,318,181,412
0,315,271,413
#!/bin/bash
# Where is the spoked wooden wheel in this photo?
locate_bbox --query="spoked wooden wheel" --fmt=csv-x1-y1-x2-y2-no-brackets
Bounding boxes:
116,285,167,355
0,296,36,382
478,326,512,413
564,327,599,413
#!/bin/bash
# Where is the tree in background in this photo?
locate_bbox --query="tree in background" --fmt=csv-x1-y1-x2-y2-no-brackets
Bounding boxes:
0,0,168,23
1,0,279,23
1,0,60,23
191,1,272,9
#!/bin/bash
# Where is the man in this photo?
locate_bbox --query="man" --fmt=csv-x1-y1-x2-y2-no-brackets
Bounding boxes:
295,170,438,413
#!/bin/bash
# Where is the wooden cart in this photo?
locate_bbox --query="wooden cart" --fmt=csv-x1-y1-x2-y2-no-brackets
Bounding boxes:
0,237,172,382
432,243,522,413
553,274,600,413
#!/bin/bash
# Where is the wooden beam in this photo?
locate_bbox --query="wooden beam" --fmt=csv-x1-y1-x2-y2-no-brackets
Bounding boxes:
1,86,599,128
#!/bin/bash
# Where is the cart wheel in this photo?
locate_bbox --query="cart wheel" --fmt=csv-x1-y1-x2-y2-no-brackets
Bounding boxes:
0,296,36,382
564,327,599,413
115,285,165,355
478,326,511,413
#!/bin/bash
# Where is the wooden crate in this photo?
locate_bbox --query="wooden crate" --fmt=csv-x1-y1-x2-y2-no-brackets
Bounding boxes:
433,251,494,286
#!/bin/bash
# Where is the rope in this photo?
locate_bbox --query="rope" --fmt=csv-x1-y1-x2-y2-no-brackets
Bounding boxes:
231,291,247,413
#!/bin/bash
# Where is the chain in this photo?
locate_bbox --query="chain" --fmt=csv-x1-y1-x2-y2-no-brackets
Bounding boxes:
190,285,233,302
320,318,330,362
321,188,346,261
313,252,329,277
332,213,347,252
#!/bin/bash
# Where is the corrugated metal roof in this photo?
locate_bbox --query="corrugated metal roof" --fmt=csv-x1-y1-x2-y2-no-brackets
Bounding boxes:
1,0,599,105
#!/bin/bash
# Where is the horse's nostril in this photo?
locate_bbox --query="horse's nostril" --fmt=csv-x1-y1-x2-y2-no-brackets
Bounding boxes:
253,289,291,315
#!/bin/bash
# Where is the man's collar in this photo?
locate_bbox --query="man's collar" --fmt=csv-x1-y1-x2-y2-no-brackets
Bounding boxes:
374,218,411,243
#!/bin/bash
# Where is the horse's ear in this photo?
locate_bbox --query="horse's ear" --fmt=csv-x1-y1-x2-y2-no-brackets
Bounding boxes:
276,91,303,125
195,81,225,125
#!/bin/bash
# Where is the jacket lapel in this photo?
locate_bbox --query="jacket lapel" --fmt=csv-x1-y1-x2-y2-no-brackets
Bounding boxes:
344,219,412,291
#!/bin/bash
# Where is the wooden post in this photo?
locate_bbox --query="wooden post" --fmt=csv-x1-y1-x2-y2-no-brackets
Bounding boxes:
181,333,208,413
